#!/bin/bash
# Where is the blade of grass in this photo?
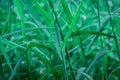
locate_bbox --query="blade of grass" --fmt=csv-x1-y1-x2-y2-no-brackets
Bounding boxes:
0,54,4,80
85,17,110,55
26,51,31,80
85,50,110,74
0,27,54,39
2,39,25,50
9,45,28,80
105,0,120,61
28,41,60,60
80,72,93,80
84,6,120,55
13,0,26,40
85,0,120,55
61,0,84,49
60,0,73,22
9,41,61,80
61,0,85,57
80,50,112,80
96,1,106,80
32,0,52,22
48,0,68,79
0,39,13,72
108,66,120,80
29,42,62,79
37,70,48,80
76,68,93,80
71,30,114,38
60,0,86,72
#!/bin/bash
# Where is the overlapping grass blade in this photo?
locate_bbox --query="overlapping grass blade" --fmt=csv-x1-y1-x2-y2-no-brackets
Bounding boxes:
37,70,48,80
85,50,110,74
61,0,84,49
61,0,85,56
76,68,93,80
108,66,120,80
28,42,62,79
13,0,26,40
85,1,120,55
48,0,68,79
0,39,13,72
2,39,25,50
85,17,110,55
32,0,52,22
105,0,120,60
0,27,54,39
71,30,114,38
26,51,31,80
80,50,111,80
9,46,28,80
28,41,60,60
60,0,72,22
9,41,61,80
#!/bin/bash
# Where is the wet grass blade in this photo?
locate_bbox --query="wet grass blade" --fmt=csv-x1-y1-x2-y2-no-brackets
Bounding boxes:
9,46,28,80
32,0,52,22
0,27,54,39
0,39,13,72
60,0,72,22
80,50,111,80
85,17,110,55
14,0,26,40
48,0,68,79
105,0,120,60
61,0,84,49
71,30,114,38
108,66,120,80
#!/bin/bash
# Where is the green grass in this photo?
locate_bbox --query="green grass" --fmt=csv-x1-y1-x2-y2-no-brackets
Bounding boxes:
0,0,120,80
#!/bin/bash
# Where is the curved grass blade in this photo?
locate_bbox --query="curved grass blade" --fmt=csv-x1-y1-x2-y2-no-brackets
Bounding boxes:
85,50,110,74
0,27,54,39
13,0,26,40
2,39,25,50
32,0,52,22
0,39,13,72
37,70,48,80
71,30,114,38
85,17,110,55
60,0,72,22
61,0,84,49
76,68,93,80
80,73,93,80
79,50,111,80
9,45,29,80
26,51,31,80
108,66,120,80
105,0,120,60
28,42,62,79
85,4,120,55
48,0,69,79
9,41,61,80
61,0,85,56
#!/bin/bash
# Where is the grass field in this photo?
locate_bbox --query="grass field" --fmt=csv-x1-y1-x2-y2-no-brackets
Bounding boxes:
0,0,120,80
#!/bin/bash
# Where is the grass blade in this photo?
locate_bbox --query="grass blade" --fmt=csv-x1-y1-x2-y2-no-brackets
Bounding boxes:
108,66,120,80
9,46,28,80
14,0,26,40
105,0,120,60
71,30,114,38
60,0,72,22
0,39,13,72
61,0,84,49
32,0,52,22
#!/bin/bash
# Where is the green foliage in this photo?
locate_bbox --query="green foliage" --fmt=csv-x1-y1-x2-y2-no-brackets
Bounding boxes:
0,0,120,80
